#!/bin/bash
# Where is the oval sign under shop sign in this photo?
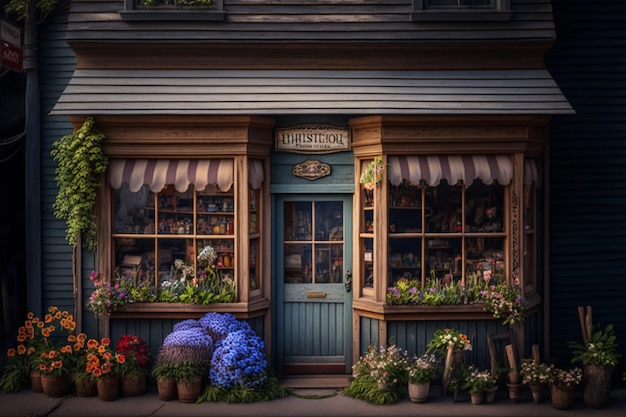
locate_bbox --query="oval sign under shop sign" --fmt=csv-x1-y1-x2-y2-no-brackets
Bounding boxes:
275,123,351,154
292,159,331,181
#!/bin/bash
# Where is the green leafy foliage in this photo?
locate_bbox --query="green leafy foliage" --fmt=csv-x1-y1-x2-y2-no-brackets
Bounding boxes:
568,324,621,369
342,375,403,405
198,375,291,403
4,0,59,22
51,117,108,251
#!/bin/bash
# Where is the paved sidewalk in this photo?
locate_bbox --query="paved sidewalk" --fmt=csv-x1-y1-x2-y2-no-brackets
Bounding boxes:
1,386,625,417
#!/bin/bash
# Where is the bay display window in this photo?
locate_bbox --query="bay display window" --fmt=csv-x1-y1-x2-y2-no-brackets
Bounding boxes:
357,154,526,303
108,158,263,304
387,178,506,288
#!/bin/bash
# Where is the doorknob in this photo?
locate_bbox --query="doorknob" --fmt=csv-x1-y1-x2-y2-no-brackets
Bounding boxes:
344,270,352,292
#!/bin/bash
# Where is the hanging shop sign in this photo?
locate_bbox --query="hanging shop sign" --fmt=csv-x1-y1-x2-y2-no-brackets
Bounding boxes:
275,123,351,154
1,19,22,71
1,41,22,71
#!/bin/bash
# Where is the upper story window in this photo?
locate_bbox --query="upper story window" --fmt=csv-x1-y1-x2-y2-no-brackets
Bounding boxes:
120,0,225,21
412,0,512,21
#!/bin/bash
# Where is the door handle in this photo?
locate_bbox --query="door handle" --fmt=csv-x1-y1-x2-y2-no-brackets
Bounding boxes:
344,270,352,292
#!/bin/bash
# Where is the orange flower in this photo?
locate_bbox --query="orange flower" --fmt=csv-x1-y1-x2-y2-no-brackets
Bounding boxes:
26,312,34,320
17,345,26,355
7,348,16,357
87,339,98,349
45,314,53,323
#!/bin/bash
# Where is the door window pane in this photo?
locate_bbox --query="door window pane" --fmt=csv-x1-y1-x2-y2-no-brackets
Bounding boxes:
284,201,344,284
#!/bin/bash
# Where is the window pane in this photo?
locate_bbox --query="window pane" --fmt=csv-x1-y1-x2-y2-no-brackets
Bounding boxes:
389,237,421,287
466,180,504,233
427,0,493,6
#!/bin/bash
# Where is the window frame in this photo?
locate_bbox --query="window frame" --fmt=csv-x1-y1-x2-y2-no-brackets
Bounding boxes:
120,0,226,21
412,0,512,22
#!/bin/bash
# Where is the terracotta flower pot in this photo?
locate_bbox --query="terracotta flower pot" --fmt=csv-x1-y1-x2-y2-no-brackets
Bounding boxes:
485,386,497,403
176,375,202,403
506,382,522,403
157,376,177,401
30,370,43,393
528,382,543,404
97,375,120,401
75,377,98,397
41,374,73,398
470,392,483,405
551,384,575,410
121,374,147,396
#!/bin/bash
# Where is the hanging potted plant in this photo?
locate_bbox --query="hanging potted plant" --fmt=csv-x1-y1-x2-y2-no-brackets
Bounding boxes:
359,156,384,190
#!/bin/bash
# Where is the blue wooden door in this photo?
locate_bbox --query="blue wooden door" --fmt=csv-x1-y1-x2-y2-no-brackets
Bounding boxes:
275,195,353,374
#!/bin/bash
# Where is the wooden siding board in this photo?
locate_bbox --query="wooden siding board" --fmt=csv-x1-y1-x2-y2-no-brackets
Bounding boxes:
63,0,556,42
51,69,572,115
546,0,626,371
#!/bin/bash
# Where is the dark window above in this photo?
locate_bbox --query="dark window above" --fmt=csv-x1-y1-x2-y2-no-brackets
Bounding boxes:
120,0,225,21
412,0,512,21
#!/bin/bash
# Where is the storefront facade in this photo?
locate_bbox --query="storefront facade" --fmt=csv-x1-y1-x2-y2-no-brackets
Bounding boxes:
47,0,573,375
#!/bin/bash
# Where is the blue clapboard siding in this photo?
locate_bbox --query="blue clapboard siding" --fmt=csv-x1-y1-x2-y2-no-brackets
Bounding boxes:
63,0,557,43
545,0,626,372
283,302,344,358
270,141,355,194
37,8,83,319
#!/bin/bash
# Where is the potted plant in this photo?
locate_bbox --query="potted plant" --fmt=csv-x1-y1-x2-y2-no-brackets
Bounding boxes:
479,282,525,327
36,343,74,397
69,333,97,397
115,335,151,396
519,358,553,403
152,361,178,401
344,344,408,405
426,328,472,395
568,323,620,408
173,360,204,403
86,271,128,317
548,366,582,410
84,337,125,401
0,306,77,393
406,353,440,403
460,365,496,405
359,156,384,190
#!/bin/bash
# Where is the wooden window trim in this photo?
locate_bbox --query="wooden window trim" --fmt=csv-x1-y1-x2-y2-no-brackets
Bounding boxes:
120,0,225,21
412,0,512,22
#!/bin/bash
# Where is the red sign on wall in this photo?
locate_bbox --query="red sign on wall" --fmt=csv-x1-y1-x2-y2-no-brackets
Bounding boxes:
1,41,22,71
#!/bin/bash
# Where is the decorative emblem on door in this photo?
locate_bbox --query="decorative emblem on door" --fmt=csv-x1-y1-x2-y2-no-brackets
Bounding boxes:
292,159,331,181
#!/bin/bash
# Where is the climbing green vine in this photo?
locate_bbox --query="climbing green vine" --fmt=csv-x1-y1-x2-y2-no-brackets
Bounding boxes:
51,117,108,251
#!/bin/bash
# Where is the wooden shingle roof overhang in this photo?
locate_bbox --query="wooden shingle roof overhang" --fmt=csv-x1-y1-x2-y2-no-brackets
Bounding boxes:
50,69,574,116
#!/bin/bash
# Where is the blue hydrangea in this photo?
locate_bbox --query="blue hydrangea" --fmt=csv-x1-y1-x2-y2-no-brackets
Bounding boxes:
199,312,253,341
172,319,201,332
209,329,268,388
163,327,212,348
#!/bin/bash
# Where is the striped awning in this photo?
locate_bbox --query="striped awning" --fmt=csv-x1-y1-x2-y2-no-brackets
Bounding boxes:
108,159,235,192
524,158,542,187
387,155,513,186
